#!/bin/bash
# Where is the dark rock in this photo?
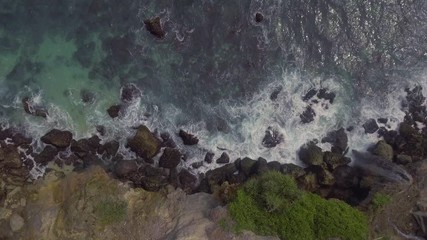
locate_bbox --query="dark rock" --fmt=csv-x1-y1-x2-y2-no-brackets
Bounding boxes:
323,151,351,171
303,89,318,101
120,83,142,103
317,88,336,104
41,129,73,148
377,118,388,124
22,97,48,118
160,132,177,148
379,129,398,146
34,146,59,165
372,140,393,161
179,130,199,145
0,128,12,140
399,122,417,139
114,160,138,178
204,152,214,163
300,106,316,123
144,17,165,39
346,126,354,132
298,142,324,166
127,125,161,159
11,133,32,146
71,139,91,158
321,128,348,154
159,148,182,169
205,163,237,188
178,169,198,193
107,105,121,118
363,119,379,134
281,163,305,178
192,161,204,169
267,161,282,172
0,147,22,169
333,165,360,189
216,152,230,164
262,127,283,148
395,154,412,165
239,157,257,177
270,85,282,101
253,157,269,175
99,140,119,157
80,89,95,104
255,12,264,23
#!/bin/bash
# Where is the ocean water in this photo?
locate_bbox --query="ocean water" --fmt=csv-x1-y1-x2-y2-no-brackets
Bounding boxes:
0,0,426,172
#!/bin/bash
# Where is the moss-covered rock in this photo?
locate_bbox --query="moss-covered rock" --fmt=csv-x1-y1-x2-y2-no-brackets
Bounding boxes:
372,140,393,161
127,125,161,159
298,142,324,166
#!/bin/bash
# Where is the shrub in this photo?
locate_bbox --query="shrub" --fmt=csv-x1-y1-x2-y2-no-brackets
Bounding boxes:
95,198,127,225
229,171,368,240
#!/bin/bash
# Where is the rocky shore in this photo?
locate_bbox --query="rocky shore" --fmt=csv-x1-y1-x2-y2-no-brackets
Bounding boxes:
0,86,426,239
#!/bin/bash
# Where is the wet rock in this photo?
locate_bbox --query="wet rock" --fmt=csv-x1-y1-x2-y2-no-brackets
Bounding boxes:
379,129,398,146
281,163,305,178
71,139,91,158
114,160,138,178
253,157,269,175
204,152,214,164
262,127,283,148
323,151,351,171
96,125,106,136
179,130,199,145
346,126,354,132
99,140,119,157
179,169,198,193
363,119,379,134
9,213,24,232
317,88,336,104
160,132,177,148
239,157,257,177
269,85,282,100
377,118,388,124
0,128,12,140
216,152,230,164
80,89,95,104
34,146,59,165
144,17,165,39
192,161,204,169
127,125,161,159
255,12,264,23
395,154,412,165
303,89,318,101
107,105,121,118
11,133,32,147
205,163,237,192
41,129,73,149
159,148,182,169
120,83,142,103
321,128,348,154
372,140,393,161
22,97,48,118
300,106,316,123
298,142,324,166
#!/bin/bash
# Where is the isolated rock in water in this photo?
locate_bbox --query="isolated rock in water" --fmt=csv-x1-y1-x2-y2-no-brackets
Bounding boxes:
363,119,379,134
114,160,138,178
300,106,316,123
352,150,413,184
321,128,348,153
262,127,283,148
41,129,73,148
372,140,393,161
160,132,177,148
317,88,336,104
204,152,214,163
377,118,388,124
269,85,282,101
107,105,121,118
22,97,48,118
144,17,165,39
127,125,161,159
179,130,199,145
216,152,230,164
255,12,264,23
298,142,324,166
303,89,318,101
159,148,182,169
80,89,95,104
121,83,142,103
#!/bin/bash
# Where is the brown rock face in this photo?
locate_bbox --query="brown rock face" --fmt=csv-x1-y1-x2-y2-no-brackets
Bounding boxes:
41,129,73,148
127,125,161,159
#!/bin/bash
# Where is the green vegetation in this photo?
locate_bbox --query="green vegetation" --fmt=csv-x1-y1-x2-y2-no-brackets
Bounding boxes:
371,193,392,210
95,198,127,225
229,171,368,240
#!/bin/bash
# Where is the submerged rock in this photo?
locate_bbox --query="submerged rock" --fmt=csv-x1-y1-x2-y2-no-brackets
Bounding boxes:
120,83,142,103
127,125,161,159
41,129,73,149
107,105,121,118
144,17,165,39
179,130,199,145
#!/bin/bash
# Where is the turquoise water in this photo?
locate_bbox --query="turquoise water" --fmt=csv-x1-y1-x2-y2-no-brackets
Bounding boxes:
0,0,426,167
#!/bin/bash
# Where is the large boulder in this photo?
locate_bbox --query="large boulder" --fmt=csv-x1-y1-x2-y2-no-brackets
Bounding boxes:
321,128,348,154
159,148,182,169
372,140,394,161
239,157,257,177
34,146,59,165
41,129,73,148
298,142,324,166
127,125,161,159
